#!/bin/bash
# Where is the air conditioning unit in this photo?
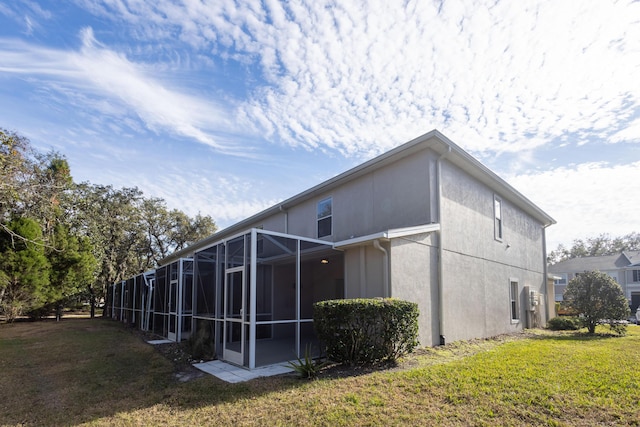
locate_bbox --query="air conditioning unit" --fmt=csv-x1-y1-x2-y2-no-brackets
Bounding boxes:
528,290,538,311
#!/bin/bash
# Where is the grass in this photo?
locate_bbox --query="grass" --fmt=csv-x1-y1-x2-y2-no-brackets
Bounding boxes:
1,320,639,426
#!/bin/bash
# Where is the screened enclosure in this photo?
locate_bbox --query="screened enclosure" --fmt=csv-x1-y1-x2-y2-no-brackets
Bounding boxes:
107,228,344,370
192,228,344,369
108,270,154,330
152,259,193,342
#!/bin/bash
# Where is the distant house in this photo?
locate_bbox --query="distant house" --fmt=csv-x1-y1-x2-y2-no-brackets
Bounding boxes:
549,251,640,311
106,130,555,370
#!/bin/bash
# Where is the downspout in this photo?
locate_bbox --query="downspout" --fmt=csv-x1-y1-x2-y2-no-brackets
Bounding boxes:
437,146,452,346
542,223,550,322
373,239,390,297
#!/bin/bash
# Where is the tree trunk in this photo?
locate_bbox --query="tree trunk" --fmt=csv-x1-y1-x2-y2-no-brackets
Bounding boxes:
88,285,95,319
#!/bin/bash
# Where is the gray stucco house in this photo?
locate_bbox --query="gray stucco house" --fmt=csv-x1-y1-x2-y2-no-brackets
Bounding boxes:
107,130,555,370
549,251,640,312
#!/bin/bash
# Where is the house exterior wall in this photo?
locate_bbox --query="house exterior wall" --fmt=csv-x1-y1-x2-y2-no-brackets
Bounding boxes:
624,269,640,311
551,263,640,312
389,232,439,346
343,245,385,299
439,160,547,342
280,149,437,242
217,145,549,345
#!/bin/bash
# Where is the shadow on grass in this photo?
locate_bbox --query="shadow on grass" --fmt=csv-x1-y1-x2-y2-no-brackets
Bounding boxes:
0,318,314,426
532,330,626,341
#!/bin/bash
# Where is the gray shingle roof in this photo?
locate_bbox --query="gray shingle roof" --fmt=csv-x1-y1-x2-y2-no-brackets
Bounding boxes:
548,250,640,273
623,251,640,266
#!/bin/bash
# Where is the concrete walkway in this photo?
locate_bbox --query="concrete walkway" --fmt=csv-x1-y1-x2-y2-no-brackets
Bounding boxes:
193,360,294,383
147,338,293,383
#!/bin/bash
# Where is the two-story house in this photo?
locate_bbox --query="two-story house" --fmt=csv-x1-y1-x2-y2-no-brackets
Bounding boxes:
107,130,555,370
549,251,640,312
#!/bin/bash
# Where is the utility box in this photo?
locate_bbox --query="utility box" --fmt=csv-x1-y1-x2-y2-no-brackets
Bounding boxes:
528,289,538,311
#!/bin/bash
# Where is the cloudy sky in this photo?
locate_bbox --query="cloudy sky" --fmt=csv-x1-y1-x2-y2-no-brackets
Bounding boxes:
1,0,638,250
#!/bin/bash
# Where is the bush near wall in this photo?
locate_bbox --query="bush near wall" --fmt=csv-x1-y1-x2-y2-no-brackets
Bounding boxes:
313,298,419,365
547,316,580,331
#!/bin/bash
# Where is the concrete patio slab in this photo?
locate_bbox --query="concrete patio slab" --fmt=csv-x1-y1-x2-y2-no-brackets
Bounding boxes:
147,339,173,345
193,360,294,383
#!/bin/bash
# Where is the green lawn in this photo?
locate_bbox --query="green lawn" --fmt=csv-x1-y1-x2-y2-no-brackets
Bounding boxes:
1,319,639,426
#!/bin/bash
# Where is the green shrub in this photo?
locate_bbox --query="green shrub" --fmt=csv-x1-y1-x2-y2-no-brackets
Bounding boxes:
188,320,215,360
547,316,580,331
313,298,419,365
286,344,329,379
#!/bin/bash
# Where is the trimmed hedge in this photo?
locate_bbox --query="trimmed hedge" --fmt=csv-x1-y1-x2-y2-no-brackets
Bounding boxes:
313,298,419,365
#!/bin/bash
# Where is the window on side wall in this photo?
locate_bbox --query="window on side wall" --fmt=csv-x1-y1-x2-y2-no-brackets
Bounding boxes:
510,279,519,321
317,197,332,238
633,270,640,282
553,274,567,286
494,195,503,241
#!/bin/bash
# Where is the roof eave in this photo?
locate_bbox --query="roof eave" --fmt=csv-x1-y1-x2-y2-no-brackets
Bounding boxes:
334,223,441,249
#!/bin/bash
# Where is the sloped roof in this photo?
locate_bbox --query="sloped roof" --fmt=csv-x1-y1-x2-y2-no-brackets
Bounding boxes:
623,250,640,267
160,130,555,265
548,250,640,273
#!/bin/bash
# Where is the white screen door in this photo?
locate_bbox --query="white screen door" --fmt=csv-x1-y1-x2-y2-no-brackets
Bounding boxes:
223,267,245,365
167,281,178,341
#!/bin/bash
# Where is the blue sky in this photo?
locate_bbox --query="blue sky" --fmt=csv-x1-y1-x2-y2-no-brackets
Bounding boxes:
1,0,638,250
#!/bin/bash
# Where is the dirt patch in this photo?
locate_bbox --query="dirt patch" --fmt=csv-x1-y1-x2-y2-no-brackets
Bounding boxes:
131,328,208,382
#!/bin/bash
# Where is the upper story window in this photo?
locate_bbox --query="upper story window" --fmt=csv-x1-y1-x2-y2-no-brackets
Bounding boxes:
633,270,640,282
317,197,332,238
494,195,503,241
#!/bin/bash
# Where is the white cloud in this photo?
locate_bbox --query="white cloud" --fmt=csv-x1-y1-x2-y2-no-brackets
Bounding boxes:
610,115,640,143
128,170,278,228
0,28,252,154
76,0,640,160
4,0,640,243
507,161,640,249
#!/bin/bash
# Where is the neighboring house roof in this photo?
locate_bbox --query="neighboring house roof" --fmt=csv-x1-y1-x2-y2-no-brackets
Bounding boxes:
160,129,556,265
623,251,640,267
548,250,640,273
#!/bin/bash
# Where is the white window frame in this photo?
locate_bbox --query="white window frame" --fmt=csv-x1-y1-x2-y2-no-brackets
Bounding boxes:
509,278,519,322
633,270,640,283
494,195,503,241
317,197,332,238
553,274,567,286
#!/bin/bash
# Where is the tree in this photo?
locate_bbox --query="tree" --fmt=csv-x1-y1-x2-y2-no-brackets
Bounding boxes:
1,128,218,320
70,183,147,316
548,232,640,265
139,198,217,265
0,217,51,321
68,184,216,317
1,128,73,248
0,129,31,220
46,223,96,318
563,270,630,334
